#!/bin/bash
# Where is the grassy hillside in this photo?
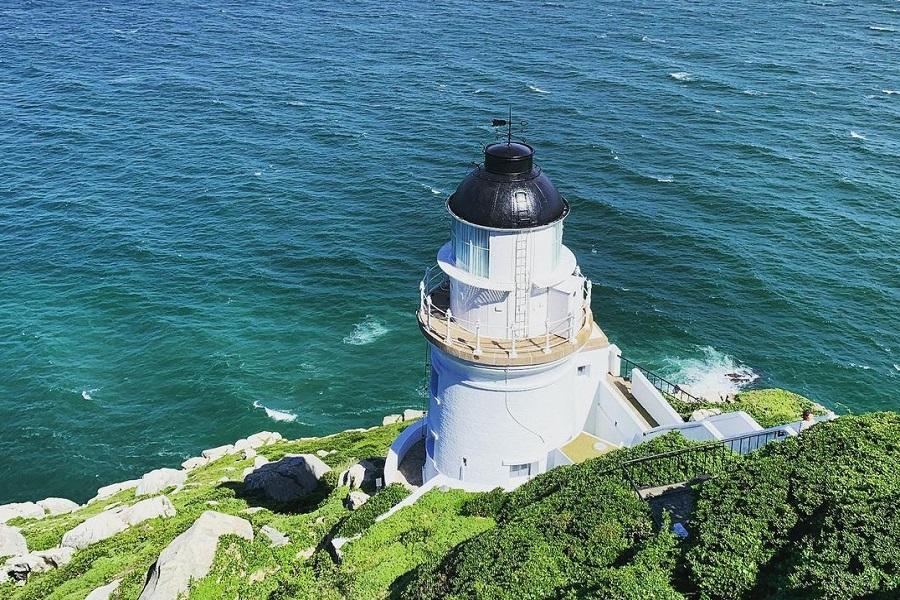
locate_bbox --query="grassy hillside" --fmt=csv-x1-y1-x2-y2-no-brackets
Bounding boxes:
3,390,896,600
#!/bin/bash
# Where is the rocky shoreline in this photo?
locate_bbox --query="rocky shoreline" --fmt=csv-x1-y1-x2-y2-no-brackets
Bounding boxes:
0,410,424,598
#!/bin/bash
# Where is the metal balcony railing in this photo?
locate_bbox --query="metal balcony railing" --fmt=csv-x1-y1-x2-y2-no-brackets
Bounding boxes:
619,356,704,404
417,265,592,360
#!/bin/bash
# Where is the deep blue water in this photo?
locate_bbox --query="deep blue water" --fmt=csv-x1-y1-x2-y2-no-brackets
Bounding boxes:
1,0,898,503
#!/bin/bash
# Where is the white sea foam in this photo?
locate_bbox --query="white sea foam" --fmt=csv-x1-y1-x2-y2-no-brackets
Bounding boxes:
527,84,550,94
669,71,694,82
742,89,767,96
850,130,867,140
343,315,389,345
869,25,895,32
473,88,484,94
894,364,900,372
883,89,899,95
253,400,297,422
642,35,666,43
286,100,306,106
661,346,759,401
656,176,674,183
82,390,92,400
848,362,872,371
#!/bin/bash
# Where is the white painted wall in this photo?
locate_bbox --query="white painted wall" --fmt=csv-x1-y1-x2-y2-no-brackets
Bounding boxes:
630,369,684,427
384,419,425,486
426,346,594,487
587,378,648,446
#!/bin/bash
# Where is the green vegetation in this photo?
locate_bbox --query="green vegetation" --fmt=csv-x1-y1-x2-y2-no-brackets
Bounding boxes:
3,391,897,600
668,387,828,427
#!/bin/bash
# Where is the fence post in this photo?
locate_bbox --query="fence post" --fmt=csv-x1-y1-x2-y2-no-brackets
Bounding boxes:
543,320,551,354
425,296,432,330
445,309,453,345
568,314,575,343
474,320,482,357
510,333,518,358
419,280,425,316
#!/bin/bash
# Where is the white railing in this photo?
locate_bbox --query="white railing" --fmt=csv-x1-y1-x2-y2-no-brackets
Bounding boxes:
418,265,592,358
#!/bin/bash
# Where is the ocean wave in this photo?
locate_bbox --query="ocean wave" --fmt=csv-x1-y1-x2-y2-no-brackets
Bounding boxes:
883,89,899,95
660,346,759,401
655,176,674,183
742,89,767,96
850,130,867,140
868,25,895,32
420,183,443,195
253,400,297,422
343,315,389,345
669,71,694,82
847,362,872,371
642,35,666,43
527,84,550,94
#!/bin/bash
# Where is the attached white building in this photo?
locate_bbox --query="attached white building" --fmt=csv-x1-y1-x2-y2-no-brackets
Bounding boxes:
384,140,779,494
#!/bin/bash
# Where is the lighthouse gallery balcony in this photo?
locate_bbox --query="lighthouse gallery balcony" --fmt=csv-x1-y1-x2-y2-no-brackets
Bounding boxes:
417,266,605,366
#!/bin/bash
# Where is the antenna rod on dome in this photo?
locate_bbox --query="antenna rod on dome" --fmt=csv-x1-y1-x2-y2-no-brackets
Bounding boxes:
491,105,514,144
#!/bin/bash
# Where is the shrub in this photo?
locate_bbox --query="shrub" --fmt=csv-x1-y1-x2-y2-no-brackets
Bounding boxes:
335,484,410,538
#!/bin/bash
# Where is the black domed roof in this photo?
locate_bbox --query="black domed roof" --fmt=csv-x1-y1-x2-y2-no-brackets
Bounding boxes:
447,142,568,229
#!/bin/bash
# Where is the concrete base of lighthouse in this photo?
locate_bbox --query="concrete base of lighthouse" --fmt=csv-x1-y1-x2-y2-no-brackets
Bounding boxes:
385,323,618,492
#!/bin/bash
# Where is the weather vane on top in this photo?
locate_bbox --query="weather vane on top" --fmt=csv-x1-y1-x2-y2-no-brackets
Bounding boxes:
492,106,528,144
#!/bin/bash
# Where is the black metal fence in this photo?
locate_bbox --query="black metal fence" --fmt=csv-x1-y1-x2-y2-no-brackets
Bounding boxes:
619,356,704,405
618,428,791,497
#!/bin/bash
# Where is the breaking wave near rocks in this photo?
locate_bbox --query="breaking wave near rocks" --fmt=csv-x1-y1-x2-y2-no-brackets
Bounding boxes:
253,401,298,423
659,347,759,401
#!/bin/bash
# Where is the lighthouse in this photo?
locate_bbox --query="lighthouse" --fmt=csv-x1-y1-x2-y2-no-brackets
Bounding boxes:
401,136,616,490
381,129,817,495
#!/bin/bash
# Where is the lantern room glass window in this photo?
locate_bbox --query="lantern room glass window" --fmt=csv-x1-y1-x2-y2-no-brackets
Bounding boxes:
452,220,490,277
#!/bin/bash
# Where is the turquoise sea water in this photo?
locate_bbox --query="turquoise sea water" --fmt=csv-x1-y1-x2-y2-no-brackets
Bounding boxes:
1,0,898,503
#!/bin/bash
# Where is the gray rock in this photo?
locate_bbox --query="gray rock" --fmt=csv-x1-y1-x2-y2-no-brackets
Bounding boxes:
85,578,122,600
1,546,74,582
246,431,282,449
242,447,257,460
92,479,140,503
37,497,80,516
243,454,331,503
345,490,370,511
138,511,253,600
136,468,187,497
61,511,129,550
260,525,289,548
0,502,45,524
315,449,329,458
201,444,234,461
339,460,378,489
0,525,27,557
381,414,402,426
689,408,723,422
122,496,176,527
402,409,426,421
181,457,209,471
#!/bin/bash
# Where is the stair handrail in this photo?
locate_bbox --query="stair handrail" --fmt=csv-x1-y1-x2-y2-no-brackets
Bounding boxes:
618,355,705,405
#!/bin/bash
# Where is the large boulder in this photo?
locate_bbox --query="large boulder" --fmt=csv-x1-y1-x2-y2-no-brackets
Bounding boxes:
138,511,253,600
122,496,176,526
37,497,80,516
0,525,27,557
92,479,140,503
403,409,426,421
345,490,370,511
1,546,74,583
201,444,234,461
243,454,331,503
136,468,187,496
86,578,122,600
61,511,129,550
181,456,209,471
246,431,282,448
0,502,45,524
382,414,402,426
62,496,176,549
338,460,379,489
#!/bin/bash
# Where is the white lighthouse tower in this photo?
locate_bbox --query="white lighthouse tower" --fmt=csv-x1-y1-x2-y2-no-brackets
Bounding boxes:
398,137,615,490
382,133,818,496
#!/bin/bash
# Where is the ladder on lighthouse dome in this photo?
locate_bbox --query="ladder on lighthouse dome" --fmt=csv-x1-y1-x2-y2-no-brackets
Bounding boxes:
512,191,532,339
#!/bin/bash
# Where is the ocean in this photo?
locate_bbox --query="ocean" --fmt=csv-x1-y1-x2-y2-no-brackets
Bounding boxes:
1,0,897,503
